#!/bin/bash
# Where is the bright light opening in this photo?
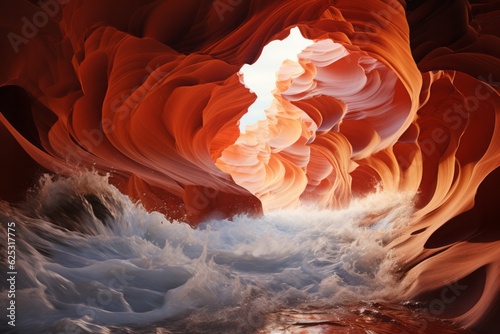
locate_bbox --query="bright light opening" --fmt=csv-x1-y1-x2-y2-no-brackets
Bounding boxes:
238,27,313,133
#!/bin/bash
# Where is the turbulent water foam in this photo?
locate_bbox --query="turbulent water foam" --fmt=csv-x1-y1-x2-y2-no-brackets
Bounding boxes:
0,172,415,333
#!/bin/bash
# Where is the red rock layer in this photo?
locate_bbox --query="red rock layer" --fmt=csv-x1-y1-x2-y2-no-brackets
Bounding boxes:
0,0,498,331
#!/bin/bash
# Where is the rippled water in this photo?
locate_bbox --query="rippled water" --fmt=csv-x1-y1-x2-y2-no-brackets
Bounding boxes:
0,172,472,333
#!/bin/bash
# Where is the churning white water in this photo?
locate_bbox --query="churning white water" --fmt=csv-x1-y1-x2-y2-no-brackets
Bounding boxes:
0,172,414,333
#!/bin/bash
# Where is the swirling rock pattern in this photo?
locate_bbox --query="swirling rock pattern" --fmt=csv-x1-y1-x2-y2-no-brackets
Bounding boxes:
0,0,498,332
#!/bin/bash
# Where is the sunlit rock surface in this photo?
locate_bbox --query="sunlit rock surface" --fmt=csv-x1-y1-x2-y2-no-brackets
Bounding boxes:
0,0,498,333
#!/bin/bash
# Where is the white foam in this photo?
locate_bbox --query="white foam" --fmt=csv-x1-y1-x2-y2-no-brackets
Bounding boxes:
0,172,414,333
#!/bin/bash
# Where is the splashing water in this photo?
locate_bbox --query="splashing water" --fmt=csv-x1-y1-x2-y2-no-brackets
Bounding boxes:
1,172,419,333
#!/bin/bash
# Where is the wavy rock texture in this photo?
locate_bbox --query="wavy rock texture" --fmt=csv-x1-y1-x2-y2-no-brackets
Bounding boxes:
0,0,498,332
